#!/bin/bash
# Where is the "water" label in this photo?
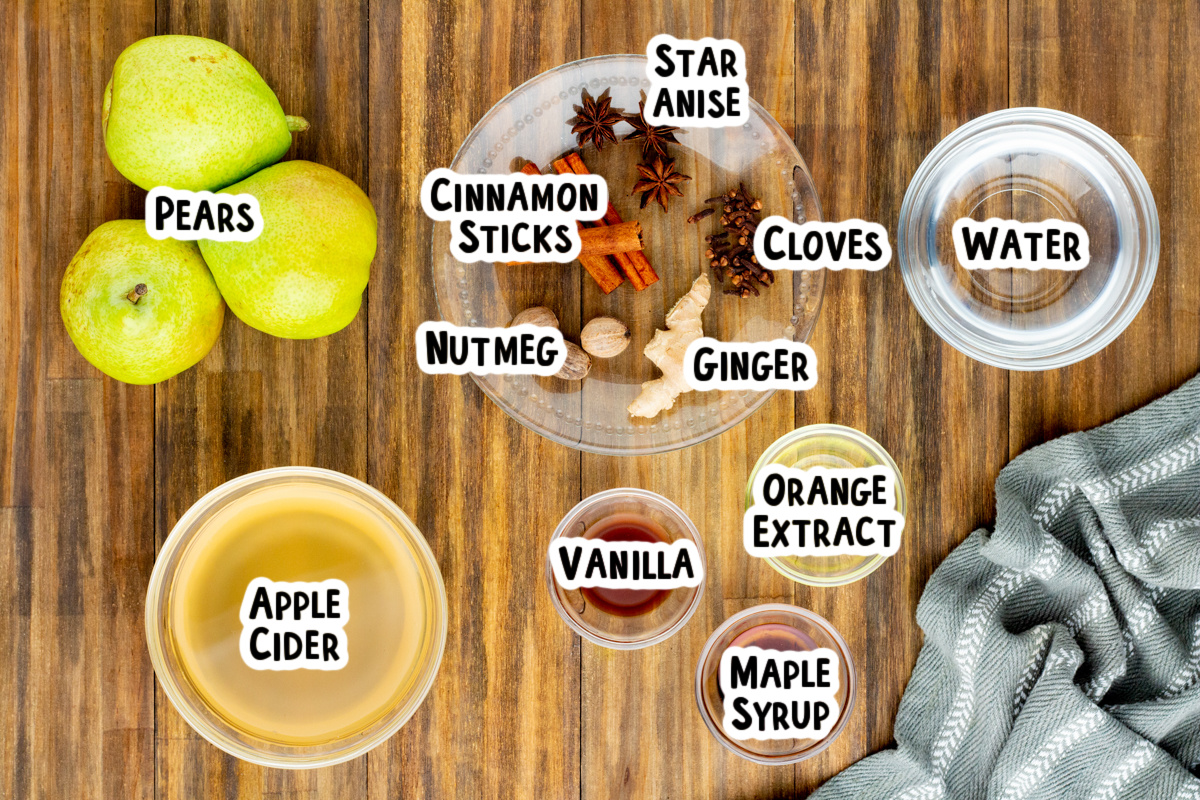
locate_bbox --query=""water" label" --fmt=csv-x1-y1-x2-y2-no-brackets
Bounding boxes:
952,218,1090,271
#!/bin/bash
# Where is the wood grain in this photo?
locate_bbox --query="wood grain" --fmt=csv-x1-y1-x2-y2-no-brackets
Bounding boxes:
366,1,583,798
2,1,156,798
577,3,801,798
3,1,1200,798
794,1,1009,793
153,1,370,797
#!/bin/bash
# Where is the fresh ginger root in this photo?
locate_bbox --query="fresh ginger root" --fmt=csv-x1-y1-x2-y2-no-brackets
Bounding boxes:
628,274,711,418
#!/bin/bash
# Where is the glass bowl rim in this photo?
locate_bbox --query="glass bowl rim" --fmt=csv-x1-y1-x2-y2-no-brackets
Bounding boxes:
897,106,1159,370
693,602,858,764
144,466,449,769
544,487,706,649
433,53,825,455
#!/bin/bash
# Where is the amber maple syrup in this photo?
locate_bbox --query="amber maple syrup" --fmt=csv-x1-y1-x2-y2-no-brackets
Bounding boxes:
579,513,671,617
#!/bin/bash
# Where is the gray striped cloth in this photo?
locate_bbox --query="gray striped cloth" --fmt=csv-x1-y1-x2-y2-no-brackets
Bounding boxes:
813,374,1200,800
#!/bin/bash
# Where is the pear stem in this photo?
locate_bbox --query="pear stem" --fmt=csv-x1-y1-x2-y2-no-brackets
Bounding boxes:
286,115,310,133
127,284,148,304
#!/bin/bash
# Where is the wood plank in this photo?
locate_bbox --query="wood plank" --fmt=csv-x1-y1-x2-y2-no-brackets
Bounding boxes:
795,0,1007,793
576,4,801,797
2,0,157,797
366,1,583,798
1009,0,1197,451
152,1,370,797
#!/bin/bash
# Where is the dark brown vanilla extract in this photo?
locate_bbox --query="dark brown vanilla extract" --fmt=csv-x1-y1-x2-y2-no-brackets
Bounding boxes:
580,513,671,617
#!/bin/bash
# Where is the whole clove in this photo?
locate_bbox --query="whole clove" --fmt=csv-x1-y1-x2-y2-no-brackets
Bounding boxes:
691,184,773,298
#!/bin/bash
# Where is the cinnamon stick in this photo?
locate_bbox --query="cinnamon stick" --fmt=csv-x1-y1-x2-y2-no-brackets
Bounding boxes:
550,157,645,291
562,151,660,290
508,161,624,293
578,221,642,256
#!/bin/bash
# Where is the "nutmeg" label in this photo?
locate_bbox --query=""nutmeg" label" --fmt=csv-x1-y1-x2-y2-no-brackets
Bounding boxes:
239,578,349,671
721,646,841,741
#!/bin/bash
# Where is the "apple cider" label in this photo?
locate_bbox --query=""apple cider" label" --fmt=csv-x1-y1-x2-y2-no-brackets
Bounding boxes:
238,578,350,671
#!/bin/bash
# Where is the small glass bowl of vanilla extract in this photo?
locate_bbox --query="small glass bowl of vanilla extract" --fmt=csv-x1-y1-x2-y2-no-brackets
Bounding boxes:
545,488,706,649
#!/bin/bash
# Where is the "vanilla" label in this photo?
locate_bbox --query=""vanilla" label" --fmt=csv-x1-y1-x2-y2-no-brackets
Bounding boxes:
549,538,703,591
239,578,349,671
721,646,841,740
743,465,904,558
952,218,1090,270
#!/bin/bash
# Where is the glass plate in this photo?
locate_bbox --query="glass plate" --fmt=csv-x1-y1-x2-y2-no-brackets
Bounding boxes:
431,55,825,455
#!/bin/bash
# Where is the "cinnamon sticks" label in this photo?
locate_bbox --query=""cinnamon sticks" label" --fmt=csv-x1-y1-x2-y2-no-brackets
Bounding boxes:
421,169,609,263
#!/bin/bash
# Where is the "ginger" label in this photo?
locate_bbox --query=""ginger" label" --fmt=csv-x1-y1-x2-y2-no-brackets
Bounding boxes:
721,646,841,741
743,465,904,558
239,578,349,671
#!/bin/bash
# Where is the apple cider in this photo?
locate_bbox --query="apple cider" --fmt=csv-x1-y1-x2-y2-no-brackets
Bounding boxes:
166,480,434,746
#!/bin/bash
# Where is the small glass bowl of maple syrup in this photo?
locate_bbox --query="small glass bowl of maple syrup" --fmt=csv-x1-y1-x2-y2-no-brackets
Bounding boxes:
545,488,706,649
694,604,856,764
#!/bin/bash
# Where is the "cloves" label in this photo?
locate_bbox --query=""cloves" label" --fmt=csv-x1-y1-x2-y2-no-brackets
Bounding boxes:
743,465,904,558
644,35,749,127
721,646,842,741
239,578,349,671
753,217,892,271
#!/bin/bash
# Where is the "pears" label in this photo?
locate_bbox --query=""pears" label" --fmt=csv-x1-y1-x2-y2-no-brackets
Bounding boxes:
146,186,264,243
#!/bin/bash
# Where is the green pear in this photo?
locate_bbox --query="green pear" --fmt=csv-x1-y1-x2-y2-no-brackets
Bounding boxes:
199,161,376,339
61,221,225,385
103,35,307,191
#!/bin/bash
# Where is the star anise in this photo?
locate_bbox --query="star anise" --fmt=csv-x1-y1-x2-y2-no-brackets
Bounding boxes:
633,156,692,212
623,100,681,159
567,87,624,151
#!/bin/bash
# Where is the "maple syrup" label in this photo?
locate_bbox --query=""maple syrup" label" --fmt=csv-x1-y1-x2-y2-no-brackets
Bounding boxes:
720,646,841,740
238,578,350,671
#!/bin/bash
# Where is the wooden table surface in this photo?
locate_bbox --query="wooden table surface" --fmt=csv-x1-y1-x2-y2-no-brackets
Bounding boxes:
3,0,1198,797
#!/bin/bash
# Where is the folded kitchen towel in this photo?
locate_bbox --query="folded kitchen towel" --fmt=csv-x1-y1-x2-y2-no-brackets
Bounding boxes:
814,375,1200,800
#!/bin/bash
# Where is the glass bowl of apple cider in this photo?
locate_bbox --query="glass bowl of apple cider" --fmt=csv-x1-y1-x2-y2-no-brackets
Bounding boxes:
145,467,447,768
545,488,706,649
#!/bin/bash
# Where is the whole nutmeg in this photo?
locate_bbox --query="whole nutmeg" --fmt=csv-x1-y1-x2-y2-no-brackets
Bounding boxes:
555,341,591,380
509,306,559,328
580,316,631,358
